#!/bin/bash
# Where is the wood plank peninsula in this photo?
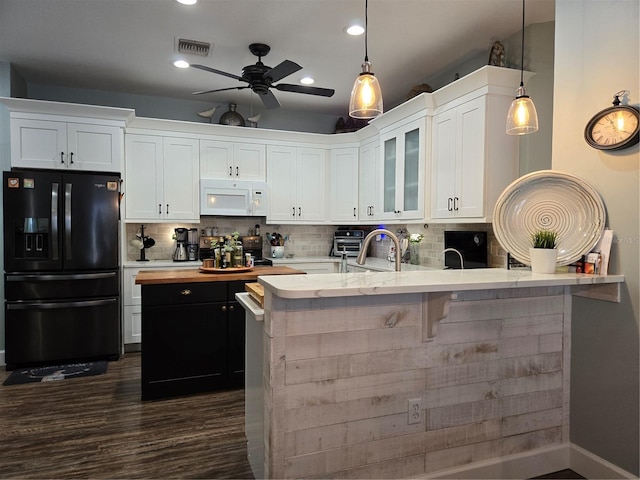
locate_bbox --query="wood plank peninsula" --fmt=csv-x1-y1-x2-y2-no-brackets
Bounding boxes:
249,269,624,479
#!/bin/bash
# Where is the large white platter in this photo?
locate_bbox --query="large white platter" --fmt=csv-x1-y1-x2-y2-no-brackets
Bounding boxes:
493,170,606,266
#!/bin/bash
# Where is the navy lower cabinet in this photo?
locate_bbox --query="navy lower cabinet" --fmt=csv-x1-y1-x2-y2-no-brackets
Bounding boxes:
141,281,245,400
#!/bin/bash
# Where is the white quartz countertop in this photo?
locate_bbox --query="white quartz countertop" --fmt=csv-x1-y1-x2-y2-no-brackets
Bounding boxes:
271,256,435,272
258,268,624,299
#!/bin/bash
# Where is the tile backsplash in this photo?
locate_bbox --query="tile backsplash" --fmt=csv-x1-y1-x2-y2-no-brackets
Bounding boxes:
125,218,506,268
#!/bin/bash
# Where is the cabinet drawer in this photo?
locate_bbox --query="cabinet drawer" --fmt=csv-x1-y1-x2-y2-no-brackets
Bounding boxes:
142,282,226,306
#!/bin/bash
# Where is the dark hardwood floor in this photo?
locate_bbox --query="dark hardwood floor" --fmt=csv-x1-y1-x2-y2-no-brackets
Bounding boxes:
0,353,254,479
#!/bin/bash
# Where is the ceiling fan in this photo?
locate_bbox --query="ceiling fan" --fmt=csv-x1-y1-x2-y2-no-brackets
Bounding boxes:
190,43,335,109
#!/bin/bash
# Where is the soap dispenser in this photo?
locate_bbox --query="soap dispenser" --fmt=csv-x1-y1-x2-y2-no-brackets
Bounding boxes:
340,249,348,273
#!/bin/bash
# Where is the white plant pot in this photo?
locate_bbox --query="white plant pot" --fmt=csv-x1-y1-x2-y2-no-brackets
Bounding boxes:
529,248,558,274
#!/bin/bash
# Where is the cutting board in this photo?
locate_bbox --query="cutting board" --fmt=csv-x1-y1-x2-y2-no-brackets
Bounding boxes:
245,282,264,308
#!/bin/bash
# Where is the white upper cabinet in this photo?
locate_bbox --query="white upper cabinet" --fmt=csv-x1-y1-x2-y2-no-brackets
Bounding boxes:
378,118,426,221
358,139,381,221
430,94,518,221
124,134,200,222
328,147,359,223
200,139,266,181
267,145,326,223
10,117,123,172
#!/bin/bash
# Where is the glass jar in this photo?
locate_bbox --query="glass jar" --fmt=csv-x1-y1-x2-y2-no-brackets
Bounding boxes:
233,243,243,268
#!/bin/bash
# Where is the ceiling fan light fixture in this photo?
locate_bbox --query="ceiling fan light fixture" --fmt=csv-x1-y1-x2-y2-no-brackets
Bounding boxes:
506,0,538,135
349,61,383,119
349,0,383,119
300,76,315,85
175,0,197,5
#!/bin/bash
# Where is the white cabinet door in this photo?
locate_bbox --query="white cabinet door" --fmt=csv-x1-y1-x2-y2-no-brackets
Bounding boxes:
10,118,122,171
295,147,326,222
329,147,359,223
234,143,266,181
379,119,425,221
358,140,380,221
200,139,266,181
67,123,123,172
124,134,164,220
266,145,297,222
163,137,200,220
431,97,486,219
200,139,233,179
266,145,326,223
124,134,199,221
123,305,142,345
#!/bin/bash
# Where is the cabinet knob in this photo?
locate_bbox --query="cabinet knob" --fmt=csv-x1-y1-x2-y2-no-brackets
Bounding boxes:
180,289,192,296
229,305,234,312
221,305,227,312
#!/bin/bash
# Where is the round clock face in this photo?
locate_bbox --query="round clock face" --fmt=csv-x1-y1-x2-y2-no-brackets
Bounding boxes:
585,105,640,151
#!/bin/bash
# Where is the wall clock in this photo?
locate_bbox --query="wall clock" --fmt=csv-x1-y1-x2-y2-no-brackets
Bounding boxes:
584,92,639,151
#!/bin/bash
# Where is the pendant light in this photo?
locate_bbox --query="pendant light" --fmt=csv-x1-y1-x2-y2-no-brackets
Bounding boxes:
506,0,538,135
349,0,383,119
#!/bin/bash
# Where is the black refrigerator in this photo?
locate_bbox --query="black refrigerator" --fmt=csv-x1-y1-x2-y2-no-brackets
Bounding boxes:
3,169,121,369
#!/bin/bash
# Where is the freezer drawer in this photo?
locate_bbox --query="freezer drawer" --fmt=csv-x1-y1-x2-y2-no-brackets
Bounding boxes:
5,271,119,301
5,296,120,368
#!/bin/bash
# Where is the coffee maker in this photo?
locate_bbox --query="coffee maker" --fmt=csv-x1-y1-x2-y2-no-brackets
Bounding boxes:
187,228,199,261
173,228,188,262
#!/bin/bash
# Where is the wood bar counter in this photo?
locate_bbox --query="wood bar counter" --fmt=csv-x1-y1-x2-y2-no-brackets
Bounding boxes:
135,266,302,400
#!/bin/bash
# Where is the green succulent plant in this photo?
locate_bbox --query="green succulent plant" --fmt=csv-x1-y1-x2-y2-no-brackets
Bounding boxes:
530,229,558,249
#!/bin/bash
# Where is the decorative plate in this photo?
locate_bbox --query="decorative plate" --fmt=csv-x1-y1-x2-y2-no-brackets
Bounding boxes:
199,266,253,273
493,170,606,266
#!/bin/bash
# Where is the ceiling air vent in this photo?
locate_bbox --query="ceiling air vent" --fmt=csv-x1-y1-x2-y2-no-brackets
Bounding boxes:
175,37,211,57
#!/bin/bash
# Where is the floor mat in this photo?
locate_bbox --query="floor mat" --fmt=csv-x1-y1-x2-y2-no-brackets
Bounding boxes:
3,361,108,386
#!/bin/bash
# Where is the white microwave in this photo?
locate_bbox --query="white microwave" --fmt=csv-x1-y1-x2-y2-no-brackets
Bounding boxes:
200,179,267,216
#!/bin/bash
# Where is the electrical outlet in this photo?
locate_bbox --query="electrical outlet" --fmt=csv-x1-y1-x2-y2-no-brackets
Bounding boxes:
408,397,422,425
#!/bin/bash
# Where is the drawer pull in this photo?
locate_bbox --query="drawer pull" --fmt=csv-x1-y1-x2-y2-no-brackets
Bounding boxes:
180,289,192,296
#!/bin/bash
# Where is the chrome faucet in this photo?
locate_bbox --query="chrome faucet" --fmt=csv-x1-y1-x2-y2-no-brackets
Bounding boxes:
357,228,402,271
440,248,464,270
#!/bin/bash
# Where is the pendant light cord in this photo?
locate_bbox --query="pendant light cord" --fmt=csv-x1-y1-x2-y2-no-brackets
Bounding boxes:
364,0,369,62
519,0,525,86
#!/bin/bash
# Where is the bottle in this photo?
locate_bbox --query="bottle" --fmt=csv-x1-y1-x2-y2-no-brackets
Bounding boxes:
255,224,260,236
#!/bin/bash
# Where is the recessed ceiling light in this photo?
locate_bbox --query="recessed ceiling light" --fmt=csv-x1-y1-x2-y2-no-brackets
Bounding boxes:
176,0,197,5
173,60,190,68
345,24,365,36
300,77,315,85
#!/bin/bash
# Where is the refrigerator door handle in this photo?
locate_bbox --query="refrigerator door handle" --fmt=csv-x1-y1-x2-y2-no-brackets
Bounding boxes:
6,297,118,311
65,182,72,260
51,183,59,260
6,272,117,282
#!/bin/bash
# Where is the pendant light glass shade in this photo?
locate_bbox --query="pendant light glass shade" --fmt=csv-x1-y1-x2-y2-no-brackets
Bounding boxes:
349,61,383,119
349,0,383,119
506,84,538,134
506,0,538,135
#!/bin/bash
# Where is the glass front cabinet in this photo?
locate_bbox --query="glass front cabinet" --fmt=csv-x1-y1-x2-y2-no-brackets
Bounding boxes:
378,117,426,221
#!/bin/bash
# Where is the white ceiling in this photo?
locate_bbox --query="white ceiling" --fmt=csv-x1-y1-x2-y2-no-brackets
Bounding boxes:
0,0,555,117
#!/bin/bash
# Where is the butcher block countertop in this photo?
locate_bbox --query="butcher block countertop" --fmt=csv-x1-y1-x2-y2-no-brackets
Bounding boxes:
134,265,303,285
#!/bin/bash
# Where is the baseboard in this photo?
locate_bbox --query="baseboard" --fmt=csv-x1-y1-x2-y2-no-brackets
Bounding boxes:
418,443,636,479
0,349,5,368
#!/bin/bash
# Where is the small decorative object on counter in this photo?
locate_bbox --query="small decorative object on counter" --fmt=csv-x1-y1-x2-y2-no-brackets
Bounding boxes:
255,224,261,236
529,229,558,274
409,233,424,265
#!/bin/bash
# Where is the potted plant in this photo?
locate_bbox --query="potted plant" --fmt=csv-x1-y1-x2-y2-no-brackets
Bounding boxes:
529,229,558,274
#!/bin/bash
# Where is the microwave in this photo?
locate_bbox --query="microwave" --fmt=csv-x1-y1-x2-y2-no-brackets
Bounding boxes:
200,179,267,216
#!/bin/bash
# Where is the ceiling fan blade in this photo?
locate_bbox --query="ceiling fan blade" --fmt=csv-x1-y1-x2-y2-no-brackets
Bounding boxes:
263,60,302,83
190,63,245,82
274,83,335,97
192,86,249,95
259,90,281,109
